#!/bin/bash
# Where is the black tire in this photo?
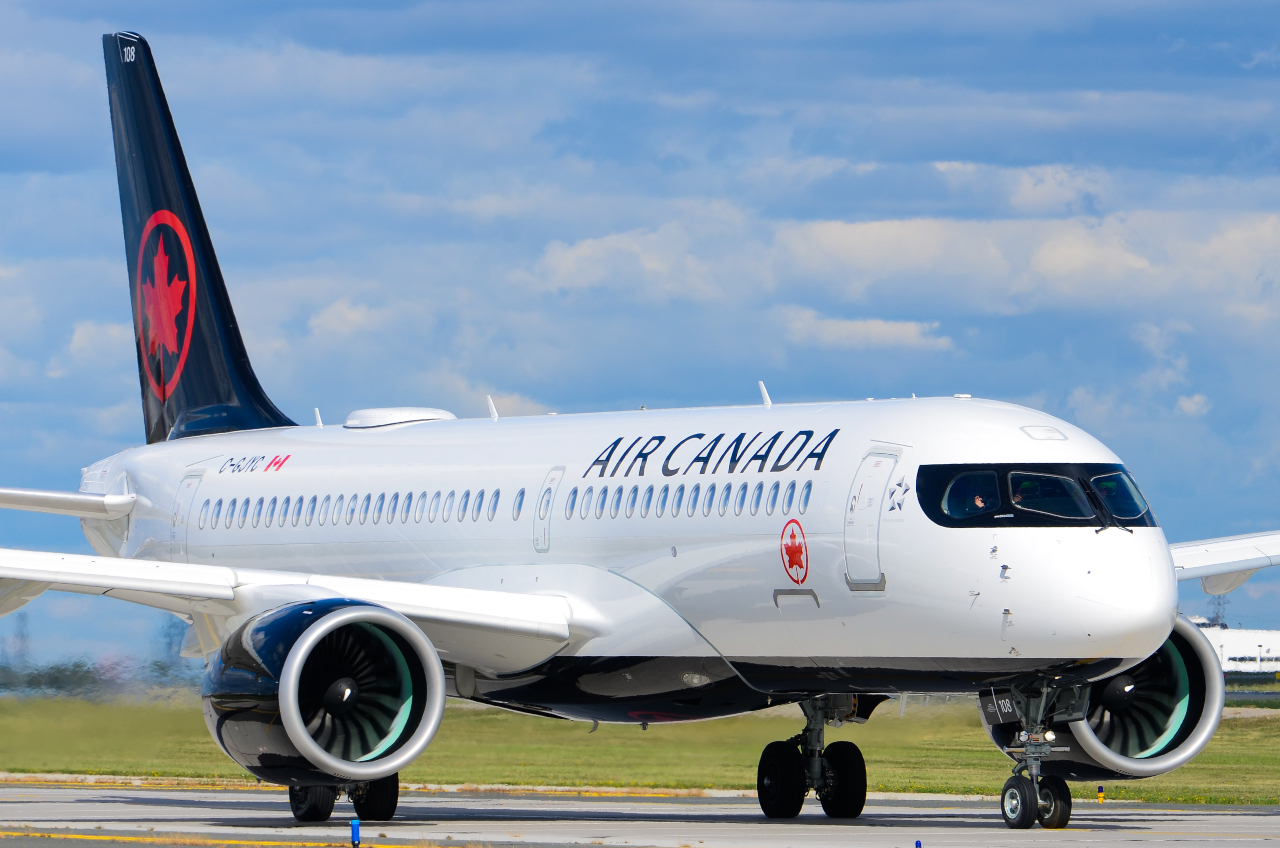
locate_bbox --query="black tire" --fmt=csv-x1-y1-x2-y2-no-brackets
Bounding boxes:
353,773,400,821
757,740,806,819
1000,775,1037,829
289,785,337,823
1036,775,1072,829
818,741,867,819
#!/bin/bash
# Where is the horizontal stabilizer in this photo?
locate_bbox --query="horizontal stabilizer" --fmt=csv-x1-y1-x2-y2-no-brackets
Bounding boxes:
1171,530,1280,595
0,488,136,519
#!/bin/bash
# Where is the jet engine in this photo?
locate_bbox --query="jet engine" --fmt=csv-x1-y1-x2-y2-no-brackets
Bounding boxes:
202,599,445,785
981,615,1225,781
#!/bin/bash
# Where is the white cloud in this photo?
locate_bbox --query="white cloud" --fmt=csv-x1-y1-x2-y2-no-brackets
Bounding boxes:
307,298,389,337
782,306,952,351
1177,394,1211,416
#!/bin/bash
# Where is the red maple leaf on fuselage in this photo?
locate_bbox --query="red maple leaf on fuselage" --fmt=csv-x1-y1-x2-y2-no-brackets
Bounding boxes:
141,236,187,359
784,529,805,571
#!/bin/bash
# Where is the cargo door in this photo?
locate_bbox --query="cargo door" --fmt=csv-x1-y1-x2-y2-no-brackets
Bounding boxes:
532,466,565,553
843,454,896,586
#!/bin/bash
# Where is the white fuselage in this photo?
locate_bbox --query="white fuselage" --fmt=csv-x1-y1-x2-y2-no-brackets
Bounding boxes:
78,396,1176,718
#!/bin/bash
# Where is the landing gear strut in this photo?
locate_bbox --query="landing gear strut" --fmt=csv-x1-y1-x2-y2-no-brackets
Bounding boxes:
756,695,868,820
998,682,1077,830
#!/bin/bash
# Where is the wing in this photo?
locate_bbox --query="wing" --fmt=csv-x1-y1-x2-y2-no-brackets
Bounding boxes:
0,548,570,674
1170,530,1280,595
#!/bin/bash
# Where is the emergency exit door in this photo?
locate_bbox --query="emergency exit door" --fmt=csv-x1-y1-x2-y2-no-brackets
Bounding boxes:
532,466,565,553
171,474,203,561
843,454,896,586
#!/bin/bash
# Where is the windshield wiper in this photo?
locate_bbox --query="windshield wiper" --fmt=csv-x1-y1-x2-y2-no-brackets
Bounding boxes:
1080,478,1131,534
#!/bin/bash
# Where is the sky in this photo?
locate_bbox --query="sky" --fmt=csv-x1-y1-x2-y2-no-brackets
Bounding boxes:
0,0,1278,661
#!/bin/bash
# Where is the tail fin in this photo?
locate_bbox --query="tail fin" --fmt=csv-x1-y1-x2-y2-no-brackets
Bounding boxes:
103,32,294,444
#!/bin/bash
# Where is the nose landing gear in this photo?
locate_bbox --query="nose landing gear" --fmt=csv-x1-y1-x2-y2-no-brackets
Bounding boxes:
755,695,870,820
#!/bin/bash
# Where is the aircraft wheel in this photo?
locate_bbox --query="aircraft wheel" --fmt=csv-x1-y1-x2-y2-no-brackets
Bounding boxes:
1036,775,1072,829
1000,775,1037,829
757,741,806,819
352,773,400,821
289,785,337,822
818,741,867,819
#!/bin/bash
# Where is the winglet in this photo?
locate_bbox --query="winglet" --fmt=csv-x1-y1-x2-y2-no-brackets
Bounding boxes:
759,381,772,408
487,395,499,421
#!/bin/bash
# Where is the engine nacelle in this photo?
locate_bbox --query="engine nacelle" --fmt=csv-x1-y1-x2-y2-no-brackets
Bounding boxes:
982,614,1225,781
202,598,445,786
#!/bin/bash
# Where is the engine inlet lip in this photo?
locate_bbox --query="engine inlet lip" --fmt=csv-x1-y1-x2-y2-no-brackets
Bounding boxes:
1069,613,1224,777
278,603,446,780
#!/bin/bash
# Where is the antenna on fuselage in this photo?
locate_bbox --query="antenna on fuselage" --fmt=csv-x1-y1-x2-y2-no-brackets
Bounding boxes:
759,381,772,408
314,408,323,428
487,395,499,421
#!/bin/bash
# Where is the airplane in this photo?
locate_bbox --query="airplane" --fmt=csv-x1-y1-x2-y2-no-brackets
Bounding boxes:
0,31,1271,830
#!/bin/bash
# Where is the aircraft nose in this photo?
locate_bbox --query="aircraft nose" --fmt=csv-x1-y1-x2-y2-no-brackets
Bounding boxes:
1071,528,1177,662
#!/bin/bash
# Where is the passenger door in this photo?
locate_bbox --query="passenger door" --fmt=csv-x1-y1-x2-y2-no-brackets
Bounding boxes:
843,454,897,585
532,466,565,553
170,473,204,562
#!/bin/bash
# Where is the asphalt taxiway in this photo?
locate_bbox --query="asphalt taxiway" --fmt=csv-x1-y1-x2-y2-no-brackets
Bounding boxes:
0,782,1277,848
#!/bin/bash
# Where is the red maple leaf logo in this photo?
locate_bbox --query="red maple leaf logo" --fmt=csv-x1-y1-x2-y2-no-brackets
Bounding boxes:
141,236,187,359
780,519,808,584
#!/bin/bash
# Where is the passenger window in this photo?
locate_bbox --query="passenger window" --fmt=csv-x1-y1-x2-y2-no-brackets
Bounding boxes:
332,495,344,526
415,491,427,522
429,491,441,522
305,496,316,526
279,496,290,526
719,484,732,516
225,498,236,528
750,483,762,515
701,483,714,516
512,488,524,520
625,486,638,518
687,484,700,517
472,490,484,521
642,485,653,517
360,494,373,524
1010,472,1093,519
401,492,412,523
1089,471,1149,520
781,481,795,515
565,487,579,520
387,493,399,523
488,489,500,520
610,486,622,518
372,493,384,524
319,495,331,526
595,486,608,518
443,490,455,522
765,482,779,515
346,493,359,525
458,490,471,521
293,496,304,526
735,483,747,516
581,486,593,518
943,471,1001,518
238,498,250,528
656,484,669,517
211,498,223,528
256,497,269,528
799,481,812,514
199,499,209,529
672,484,685,516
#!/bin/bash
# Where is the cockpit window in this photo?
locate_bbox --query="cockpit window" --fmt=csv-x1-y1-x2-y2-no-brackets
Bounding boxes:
1009,472,1094,519
916,462,1158,529
1090,471,1149,520
942,471,1001,518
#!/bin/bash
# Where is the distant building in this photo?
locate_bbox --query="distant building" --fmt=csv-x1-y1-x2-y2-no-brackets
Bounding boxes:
1189,615,1280,673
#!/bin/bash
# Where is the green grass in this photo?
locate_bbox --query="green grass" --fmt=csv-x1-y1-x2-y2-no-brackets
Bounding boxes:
0,697,1278,804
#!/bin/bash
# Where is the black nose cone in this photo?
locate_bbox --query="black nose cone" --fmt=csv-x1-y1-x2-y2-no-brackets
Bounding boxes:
322,677,360,715
1099,674,1138,712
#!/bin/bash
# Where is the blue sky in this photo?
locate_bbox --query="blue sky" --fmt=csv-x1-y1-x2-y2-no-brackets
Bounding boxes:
0,0,1279,660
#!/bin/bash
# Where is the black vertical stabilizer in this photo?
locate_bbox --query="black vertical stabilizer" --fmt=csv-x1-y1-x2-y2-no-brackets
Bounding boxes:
103,32,295,444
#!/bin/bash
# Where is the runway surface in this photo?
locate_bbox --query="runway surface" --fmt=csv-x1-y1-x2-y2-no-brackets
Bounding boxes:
0,782,1277,848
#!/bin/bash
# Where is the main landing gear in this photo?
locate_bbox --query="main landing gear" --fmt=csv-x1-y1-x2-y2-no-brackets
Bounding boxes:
757,696,867,819
288,773,401,823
